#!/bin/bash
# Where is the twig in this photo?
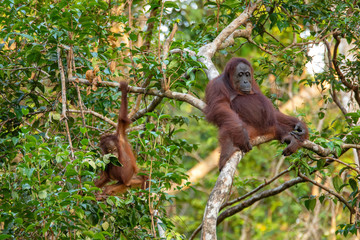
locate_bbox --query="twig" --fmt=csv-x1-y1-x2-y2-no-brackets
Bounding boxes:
158,0,165,91
68,77,206,110
130,96,163,122
57,47,74,159
247,37,275,55
162,23,178,90
281,30,339,53
302,140,333,157
128,75,152,119
342,144,360,150
67,109,144,133
67,109,117,128
330,87,352,126
190,177,306,239
221,168,290,210
332,34,360,106
317,156,360,174
74,83,93,147
298,172,355,214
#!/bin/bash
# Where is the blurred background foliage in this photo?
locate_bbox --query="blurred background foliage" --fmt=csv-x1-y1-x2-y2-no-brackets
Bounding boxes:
0,0,359,239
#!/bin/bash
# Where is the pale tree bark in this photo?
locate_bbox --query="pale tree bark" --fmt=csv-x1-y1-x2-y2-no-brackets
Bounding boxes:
195,2,262,238
201,152,244,240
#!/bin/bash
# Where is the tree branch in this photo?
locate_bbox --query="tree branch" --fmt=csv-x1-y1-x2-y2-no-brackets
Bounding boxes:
201,151,244,240
67,109,143,133
130,96,163,121
57,47,74,159
68,109,117,128
68,77,206,110
298,172,355,214
190,177,306,240
197,0,261,80
218,22,253,50
332,34,360,105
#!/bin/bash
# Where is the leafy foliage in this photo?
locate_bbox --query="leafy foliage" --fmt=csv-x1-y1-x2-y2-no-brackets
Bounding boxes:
1,0,360,239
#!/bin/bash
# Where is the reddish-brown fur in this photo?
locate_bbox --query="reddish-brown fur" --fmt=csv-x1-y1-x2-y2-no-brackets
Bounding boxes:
95,82,148,195
204,58,309,170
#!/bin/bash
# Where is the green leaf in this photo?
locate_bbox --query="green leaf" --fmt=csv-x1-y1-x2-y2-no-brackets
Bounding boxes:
109,155,122,167
65,165,77,177
102,222,109,231
88,159,96,169
38,190,47,199
83,196,96,201
83,231,95,237
80,127,87,134
81,138,89,146
14,218,23,225
129,32,138,41
304,198,316,211
59,192,70,200
164,1,179,9
0,234,13,240
332,176,342,193
316,158,326,169
348,178,358,192
146,123,155,130
21,108,29,115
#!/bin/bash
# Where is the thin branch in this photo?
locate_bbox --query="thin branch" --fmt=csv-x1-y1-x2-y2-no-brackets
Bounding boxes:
169,48,196,56
67,109,144,133
128,1,160,119
332,34,360,106
342,144,360,150
0,108,54,129
330,87,352,126
162,23,178,90
130,96,163,122
247,37,275,55
143,1,159,50
68,77,206,110
74,83,93,147
218,177,305,222
131,23,179,121
57,47,74,159
190,177,306,240
298,172,355,214
221,168,290,210
317,156,360,174
281,30,340,53
129,75,152,119
302,140,333,157
68,109,116,128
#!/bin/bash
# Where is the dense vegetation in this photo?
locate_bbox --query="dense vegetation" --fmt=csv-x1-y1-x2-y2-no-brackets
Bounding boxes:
1,0,359,239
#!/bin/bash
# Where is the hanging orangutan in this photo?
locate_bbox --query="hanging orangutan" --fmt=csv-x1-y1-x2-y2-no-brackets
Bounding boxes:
95,81,148,194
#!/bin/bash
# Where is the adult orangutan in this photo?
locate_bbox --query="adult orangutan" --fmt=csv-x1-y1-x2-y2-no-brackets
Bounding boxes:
95,81,147,195
204,58,308,170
